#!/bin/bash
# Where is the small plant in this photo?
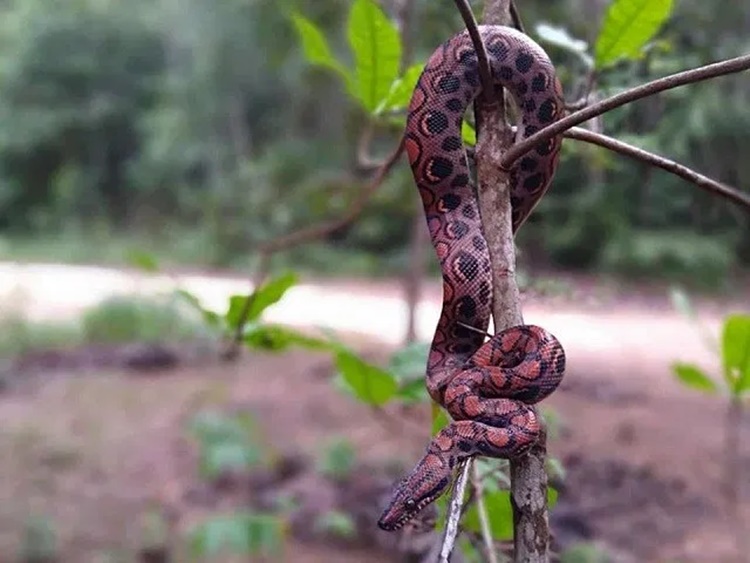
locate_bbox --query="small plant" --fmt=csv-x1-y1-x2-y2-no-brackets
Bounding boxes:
316,437,357,481
18,514,58,563
313,510,357,539
188,409,265,480
671,289,750,558
188,511,285,560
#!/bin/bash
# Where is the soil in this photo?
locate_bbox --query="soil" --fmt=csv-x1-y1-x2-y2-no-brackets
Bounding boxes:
0,273,748,562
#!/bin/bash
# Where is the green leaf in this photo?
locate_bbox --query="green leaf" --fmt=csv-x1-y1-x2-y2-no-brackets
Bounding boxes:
535,23,593,68
347,0,401,113
124,249,159,273
672,362,718,394
243,324,333,352
189,512,284,557
463,490,514,540
225,272,298,328
335,350,397,405
594,0,673,68
462,121,476,146
722,314,750,395
377,63,424,113
463,487,558,540
174,289,221,328
290,12,351,83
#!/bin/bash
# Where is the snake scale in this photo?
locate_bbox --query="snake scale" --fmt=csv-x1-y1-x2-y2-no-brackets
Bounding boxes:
378,25,567,531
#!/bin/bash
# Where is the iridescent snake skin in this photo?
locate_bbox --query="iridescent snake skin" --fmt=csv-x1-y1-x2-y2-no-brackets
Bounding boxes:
378,26,567,531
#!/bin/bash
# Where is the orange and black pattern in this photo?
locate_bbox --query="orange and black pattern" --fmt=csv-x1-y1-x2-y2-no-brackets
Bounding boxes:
378,26,567,532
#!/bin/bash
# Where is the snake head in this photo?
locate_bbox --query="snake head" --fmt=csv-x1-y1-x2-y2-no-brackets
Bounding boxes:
377,453,453,531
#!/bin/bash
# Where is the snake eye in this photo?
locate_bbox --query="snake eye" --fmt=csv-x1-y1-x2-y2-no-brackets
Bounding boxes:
405,498,417,511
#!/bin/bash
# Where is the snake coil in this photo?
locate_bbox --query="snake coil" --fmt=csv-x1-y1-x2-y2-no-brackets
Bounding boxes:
378,25,567,531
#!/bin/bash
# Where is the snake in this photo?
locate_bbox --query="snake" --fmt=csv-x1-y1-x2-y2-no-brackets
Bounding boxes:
377,25,567,532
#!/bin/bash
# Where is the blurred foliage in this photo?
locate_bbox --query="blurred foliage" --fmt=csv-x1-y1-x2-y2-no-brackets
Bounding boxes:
81,293,204,344
0,0,743,286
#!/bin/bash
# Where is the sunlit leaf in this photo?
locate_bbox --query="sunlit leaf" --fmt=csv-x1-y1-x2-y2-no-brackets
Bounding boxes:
377,63,424,113
226,272,298,328
335,350,397,405
672,362,718,394
347,0,401,113
595,0,673,68
722,314,750,395
462,121,476,146
290,12,351,84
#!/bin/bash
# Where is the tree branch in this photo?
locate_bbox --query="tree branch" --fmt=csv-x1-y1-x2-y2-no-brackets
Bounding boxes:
480,2,552,562
437,2,510,560
258,139,404,254
509,0,525,33
454,0,495,106
439,460,472,562
473,462,500,563
564,127,750,210
501,54,750,169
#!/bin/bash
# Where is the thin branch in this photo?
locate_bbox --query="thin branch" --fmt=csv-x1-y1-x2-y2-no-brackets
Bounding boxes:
501,54,750,170
226,140,404,355
509,0,525,33
259,139,404,254
453,0,496,105
473,463,500,563
439,460,472,563
565,71,597,111
224,252,271,360
478,2,551,561
564,127,750,210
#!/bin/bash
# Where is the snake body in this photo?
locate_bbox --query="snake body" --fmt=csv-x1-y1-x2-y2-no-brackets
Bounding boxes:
378,26,567,531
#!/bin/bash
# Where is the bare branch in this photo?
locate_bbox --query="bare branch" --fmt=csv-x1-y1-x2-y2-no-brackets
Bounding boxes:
259,140,404,254
453,0,496,105
502,54,750,169
564,127,750,210
224,252,271,360
224,140,403,356
473,463,500,563
479,2,552,561
509,0,525,33
439,460,472,563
